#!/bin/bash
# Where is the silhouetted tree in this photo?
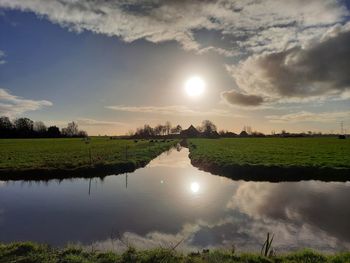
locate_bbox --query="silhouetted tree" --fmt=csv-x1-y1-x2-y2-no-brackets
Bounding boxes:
78,130,88,137
135,124,155,138
0,116,87,138
239,130,248,137
251,131,265,137
47,126,61,137
0,116,12,129
219,130,237,137
14,117,34,137
0,116,13,138
219,130,226,136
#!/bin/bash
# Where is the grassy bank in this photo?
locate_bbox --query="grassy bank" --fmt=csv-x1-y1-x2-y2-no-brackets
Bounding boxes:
1,242,350,263
188,138,350,181
0,138,177,179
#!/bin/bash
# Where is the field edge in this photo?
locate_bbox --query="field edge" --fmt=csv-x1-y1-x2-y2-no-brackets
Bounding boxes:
1,242,350,263
0,140,178,181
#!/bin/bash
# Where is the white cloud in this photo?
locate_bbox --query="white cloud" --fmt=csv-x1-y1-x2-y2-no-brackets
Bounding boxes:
106,105,239,117
0,0,347,55
197,46,238,58
266,110,350,123
0,88,52,117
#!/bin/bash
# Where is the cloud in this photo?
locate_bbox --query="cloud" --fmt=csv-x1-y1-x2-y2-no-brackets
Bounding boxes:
106,105,237,117
87,181,350,253
86,217,264,253
221,90,264,106
76,118,125,127
1,1,350,108
266,110,350,123
87,222,202,253
0,50,5,65
0,88,52,117
224,24,350,106
0,0,347,55
197,46,238,58
228,181,350,246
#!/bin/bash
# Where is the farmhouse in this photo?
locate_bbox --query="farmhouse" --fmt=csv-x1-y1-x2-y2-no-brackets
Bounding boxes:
180,125,200,138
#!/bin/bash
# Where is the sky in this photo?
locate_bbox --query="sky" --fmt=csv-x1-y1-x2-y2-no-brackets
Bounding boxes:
0,0,350,135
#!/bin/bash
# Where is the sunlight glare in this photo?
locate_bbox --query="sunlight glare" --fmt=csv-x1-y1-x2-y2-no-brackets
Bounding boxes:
185,76,205,97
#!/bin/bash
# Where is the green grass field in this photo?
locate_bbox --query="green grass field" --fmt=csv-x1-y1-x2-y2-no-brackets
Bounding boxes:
1,242,349,263
0,137,176,173
188,138,350,169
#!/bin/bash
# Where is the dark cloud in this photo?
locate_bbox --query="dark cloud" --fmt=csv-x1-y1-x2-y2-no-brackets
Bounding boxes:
225,27,350,106
221,90,264,106
260,30,350,96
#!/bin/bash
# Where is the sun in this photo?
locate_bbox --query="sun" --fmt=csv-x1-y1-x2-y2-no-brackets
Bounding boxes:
190,182,200,193
185,76,205,97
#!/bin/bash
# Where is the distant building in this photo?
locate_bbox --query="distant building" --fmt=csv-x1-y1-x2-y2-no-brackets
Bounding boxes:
180,125,200,138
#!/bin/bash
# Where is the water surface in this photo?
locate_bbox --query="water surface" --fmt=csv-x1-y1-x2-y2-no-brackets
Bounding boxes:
1,147,350,252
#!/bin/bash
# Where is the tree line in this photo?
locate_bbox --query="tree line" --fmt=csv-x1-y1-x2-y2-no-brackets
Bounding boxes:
130,120,339,139
0,116,87,138
131,120,219,138
133,121,183,138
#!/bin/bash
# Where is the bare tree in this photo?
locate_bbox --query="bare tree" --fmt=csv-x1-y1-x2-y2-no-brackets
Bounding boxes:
243,125,252,135
154,124,163,136
160,125,167,136
134,124,155,138
62,121,79,137
201,120,217,134
171,124,182,134
34,121,47,133
127,130,134,136
165,121,172,135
